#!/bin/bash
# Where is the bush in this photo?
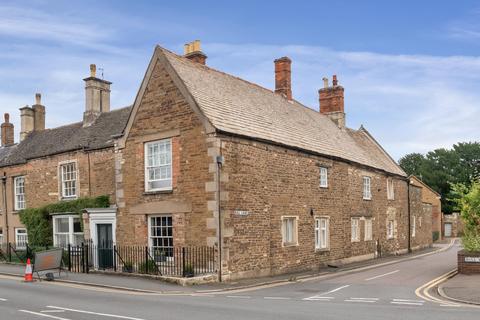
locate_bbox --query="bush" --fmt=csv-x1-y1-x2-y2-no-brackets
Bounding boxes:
451,182,480,252
19,195,110,247
432,231,440,242
138,259,158,274
462,230,480,252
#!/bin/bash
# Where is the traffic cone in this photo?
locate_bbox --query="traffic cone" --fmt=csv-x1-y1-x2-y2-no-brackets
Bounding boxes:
24,258,33,282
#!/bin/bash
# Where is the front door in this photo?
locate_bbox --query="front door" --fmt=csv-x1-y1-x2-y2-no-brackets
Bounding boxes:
444,223,452,237
97,224,113,269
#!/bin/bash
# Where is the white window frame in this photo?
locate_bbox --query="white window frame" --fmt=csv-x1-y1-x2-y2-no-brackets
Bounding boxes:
60,161,78,199
0,228,3,244
364,218,373,241
387,220,394,239
412,216,416,238
315,217,329,250
148,215,174,260
53,215,84,248
363,176,372,200
15,228,28,250
351,218,360,242
319,167,328,188
144,139,173,192
14,176,26,211
282,216,298,246
387,178,395,200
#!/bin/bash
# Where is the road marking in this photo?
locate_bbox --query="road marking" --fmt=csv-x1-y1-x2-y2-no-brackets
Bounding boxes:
302,296,334,301
226,295,251,299
365,270,399,281
41,310,66,313
415,269,461,307
391,301,424,306
18,310,72,320
350,298,379,301
345,299,376,303
0,298,7,301
263,297,291,300
392,299,424,303
323,284,350,295
46,306,145,320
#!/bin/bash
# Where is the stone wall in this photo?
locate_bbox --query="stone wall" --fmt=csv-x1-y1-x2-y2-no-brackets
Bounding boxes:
458,250,480,274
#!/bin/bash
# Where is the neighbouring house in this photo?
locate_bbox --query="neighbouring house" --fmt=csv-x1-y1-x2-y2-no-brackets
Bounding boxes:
0,65,130,258
0,41,433,280
410,175,442,241
443,212,463,238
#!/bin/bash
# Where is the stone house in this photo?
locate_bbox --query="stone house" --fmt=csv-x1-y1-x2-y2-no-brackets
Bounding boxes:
0,41,433,280
410,175,442,241
0,66,130,253
443,212,463,238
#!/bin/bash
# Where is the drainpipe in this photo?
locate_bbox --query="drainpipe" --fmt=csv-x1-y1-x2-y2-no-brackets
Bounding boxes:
2,172,9,244
407,178,412,253
216,154,224,282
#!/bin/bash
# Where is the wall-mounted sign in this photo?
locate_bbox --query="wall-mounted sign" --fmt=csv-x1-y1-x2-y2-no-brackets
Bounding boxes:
465,256,480,263
234,210,250,216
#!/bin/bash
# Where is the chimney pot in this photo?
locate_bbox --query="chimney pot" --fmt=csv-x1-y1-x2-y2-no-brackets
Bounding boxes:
322,77,328,88
184,40,207,65
4,113,9,123
90,64,96,78
35,93,41,105
319,75,345,128
332,75,338,86
1,112,14,146
274,56,293,101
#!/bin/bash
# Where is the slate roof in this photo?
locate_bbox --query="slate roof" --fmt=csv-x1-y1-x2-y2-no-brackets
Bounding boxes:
0,106,131,168
160,47,406,176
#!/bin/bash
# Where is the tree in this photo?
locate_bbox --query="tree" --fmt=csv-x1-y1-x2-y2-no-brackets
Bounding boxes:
399,153,426,177
451,182,480,252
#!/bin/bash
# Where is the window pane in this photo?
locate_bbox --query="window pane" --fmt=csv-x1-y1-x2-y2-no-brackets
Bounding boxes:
73,218,82,233
56,218,69,233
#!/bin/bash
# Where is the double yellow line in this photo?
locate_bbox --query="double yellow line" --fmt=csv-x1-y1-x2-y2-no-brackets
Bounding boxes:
415,269,458,305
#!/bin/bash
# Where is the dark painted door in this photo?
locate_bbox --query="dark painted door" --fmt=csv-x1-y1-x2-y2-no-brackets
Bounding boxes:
97,224,113,269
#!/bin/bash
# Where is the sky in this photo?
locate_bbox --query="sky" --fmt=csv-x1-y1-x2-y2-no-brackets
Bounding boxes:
1,0,479,160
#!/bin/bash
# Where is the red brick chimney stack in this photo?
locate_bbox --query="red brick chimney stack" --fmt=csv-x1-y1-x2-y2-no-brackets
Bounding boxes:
184,40,207,65
1,113,14,146
274,57,292,100
319,75,345,128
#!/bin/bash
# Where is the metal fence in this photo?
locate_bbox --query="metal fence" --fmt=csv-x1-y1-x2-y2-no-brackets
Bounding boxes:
0,243,48,264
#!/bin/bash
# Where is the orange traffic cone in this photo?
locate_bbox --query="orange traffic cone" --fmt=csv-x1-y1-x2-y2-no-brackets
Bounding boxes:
24,258,33,282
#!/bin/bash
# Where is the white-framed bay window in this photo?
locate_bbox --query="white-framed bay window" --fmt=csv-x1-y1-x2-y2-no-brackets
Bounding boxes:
363,176,372,200
53,215,84,248
351,218,360,242
148,215,173,261
319,167,328,188
60,162,77,199
282,216,298,246
145,139,172,192
15,228,28,250
315,217,329,250
14,176,26,210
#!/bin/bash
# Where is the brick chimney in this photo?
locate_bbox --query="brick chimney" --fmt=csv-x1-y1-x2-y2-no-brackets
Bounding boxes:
274,57,292,100
184,40,207,65
19,105,34,141
32,93,45,131
319,75,345,128
1,113,14,146
83,64,111,127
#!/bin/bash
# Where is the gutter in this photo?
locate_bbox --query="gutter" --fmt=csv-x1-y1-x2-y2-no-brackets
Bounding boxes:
407,177,412,253
1,172,8,244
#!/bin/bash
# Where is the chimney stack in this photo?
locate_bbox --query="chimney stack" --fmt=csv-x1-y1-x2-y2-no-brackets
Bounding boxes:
274,57,292,100
184,40,207,65
32,93,45,131
1,113,14,146
83,64,111,127
20,105,34,141
319,75,345,128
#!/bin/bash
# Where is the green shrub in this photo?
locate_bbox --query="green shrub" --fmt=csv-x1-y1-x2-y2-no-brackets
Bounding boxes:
462,230,480,252
19,195,110,247
432,231,440,242
138,259,158,274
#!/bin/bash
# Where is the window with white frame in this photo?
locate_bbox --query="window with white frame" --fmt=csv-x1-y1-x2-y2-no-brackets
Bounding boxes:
351,218,360,242
319,167,328,188
315,217,329,250
364,218,373,241
387,178,394,200
53,215,84,248
14,176,26,210
387,220,394,239
282,216,298,246
145,139,172,192
149,215,173,260
0,228,3,244
60,162,77,198
412,216,416,237
15,228,28,250
363,176,372,200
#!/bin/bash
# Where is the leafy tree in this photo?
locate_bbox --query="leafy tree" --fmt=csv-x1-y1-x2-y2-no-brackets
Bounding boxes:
451,182,480,252
399,153,426,177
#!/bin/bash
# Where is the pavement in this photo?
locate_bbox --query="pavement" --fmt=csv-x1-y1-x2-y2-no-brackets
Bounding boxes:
1,239,479,320
0,242,445,293
439,273,480,305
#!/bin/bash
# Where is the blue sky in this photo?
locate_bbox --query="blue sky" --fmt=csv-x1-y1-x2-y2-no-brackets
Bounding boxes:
1,0,479,159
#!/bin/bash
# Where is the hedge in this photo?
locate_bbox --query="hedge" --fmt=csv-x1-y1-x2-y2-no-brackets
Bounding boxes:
19,195,110,247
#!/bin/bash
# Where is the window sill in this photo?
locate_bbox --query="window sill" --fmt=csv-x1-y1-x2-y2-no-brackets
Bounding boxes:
61,197,78,201
315,247,330,252
363,198,372,201
143,189,173,195
351,239,361,243
282,242,299,248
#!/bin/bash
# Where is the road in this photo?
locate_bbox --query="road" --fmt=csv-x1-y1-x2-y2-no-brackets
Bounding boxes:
0,241,478,320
